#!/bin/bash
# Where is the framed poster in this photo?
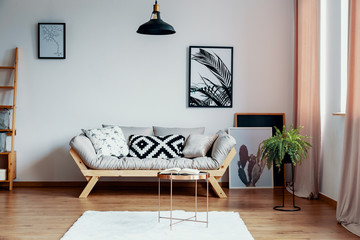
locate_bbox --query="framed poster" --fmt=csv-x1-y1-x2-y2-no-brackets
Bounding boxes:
228,127,273,189
38,23,66,59
188,46,233,108
234,113,285,187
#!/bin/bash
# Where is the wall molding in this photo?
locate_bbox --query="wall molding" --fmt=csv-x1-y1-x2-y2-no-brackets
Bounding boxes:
319,193,337,208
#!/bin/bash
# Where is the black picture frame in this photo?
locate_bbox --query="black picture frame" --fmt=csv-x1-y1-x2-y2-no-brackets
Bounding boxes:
188,46,233,108
235,113,285,187
38,23,66,59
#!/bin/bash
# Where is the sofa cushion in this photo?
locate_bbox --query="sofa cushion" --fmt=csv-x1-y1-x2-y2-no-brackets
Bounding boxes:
128,135,185,159
70,134,98,169
153,126,205,140
183,134,218,158
102,125,153,143
82,126,129,158
211,130,236,165
96,156,219,170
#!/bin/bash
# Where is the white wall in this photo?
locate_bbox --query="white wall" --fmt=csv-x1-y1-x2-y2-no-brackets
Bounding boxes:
320,0,344,201
0,0,294,181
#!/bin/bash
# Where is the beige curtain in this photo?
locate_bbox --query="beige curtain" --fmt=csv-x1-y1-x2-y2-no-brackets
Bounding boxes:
336,0,360,236
293,0,321,199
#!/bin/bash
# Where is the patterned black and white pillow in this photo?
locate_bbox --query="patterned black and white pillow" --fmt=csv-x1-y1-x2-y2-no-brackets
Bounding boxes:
128,135,185,159
82,126,129,158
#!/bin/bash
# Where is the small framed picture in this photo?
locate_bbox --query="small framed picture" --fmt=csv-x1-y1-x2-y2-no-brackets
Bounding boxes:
188,46,233,108
38,23,66,59
228,127,273,189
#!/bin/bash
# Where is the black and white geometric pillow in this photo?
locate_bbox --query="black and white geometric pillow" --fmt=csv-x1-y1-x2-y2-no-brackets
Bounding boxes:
128,135,185,159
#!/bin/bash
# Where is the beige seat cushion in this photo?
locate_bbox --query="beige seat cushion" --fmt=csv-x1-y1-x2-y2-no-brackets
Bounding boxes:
153,126,205,140
102,125,153,143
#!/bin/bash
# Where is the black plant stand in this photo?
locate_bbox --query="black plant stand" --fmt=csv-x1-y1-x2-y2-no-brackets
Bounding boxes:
273,163,301,211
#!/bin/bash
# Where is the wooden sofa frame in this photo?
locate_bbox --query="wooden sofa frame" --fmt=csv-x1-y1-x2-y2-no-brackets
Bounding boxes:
69,147,236,199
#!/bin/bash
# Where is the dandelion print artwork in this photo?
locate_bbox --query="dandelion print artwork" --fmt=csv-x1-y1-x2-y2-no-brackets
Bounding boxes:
38,23,66,59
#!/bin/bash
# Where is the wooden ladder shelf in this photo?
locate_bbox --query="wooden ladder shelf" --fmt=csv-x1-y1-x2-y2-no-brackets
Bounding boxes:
0,48,18,190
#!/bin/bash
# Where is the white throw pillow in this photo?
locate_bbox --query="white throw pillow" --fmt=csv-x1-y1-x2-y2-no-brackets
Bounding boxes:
82,126,129,158
183,134,218,158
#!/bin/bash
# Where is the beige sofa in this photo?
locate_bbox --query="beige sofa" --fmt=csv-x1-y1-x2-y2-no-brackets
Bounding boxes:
69,126,236,198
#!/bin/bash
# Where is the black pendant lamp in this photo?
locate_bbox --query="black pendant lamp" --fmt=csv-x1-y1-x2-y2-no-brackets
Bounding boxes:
137,1,176,35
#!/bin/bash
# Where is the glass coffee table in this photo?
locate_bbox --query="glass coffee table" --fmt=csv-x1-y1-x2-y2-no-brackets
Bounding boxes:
157,172,210,230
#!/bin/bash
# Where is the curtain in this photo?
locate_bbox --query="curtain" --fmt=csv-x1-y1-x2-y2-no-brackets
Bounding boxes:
336,0,360,236
293,0,321,199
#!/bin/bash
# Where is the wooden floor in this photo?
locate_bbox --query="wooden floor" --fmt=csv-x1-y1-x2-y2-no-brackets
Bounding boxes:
0,184,357,240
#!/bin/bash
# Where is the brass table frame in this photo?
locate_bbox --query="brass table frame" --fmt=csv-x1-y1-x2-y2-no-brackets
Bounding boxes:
157,172,210,230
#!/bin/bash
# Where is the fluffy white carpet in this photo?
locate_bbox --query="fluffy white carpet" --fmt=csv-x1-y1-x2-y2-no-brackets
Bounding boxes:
61,211,254,240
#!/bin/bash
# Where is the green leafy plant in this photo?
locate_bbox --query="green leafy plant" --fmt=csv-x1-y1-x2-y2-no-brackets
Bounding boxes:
258,125,312,170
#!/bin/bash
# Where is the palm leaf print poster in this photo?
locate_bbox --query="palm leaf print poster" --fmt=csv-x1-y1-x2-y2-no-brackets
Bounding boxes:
189,46,233,108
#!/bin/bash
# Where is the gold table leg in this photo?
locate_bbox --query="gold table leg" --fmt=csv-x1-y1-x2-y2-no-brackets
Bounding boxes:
157,172,210,230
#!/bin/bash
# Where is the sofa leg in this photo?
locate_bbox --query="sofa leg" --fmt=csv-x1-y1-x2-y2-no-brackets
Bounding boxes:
79,176,100,198
208,176,227,198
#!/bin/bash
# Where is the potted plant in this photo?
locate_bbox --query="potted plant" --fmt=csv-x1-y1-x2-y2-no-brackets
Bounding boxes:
258,125,312,170
257,125,312,211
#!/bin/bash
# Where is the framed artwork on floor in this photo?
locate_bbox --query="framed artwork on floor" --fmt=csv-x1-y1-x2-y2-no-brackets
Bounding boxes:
188,46,233,108
234,113,285,187
38,23,66,59
228,127,273,189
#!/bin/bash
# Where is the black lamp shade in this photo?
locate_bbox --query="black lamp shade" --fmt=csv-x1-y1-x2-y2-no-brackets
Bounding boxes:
137,1,175,35
137,19,176,35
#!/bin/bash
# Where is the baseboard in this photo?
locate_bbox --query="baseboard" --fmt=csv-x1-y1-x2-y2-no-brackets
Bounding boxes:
319,193,337,208
1,181,229,188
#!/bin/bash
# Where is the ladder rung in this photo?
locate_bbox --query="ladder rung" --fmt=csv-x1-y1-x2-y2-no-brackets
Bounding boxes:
0,151,15,155
0,86,14,89
0,66,15,70
0,129,16,136
0,105,13,109
0,129,13,132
